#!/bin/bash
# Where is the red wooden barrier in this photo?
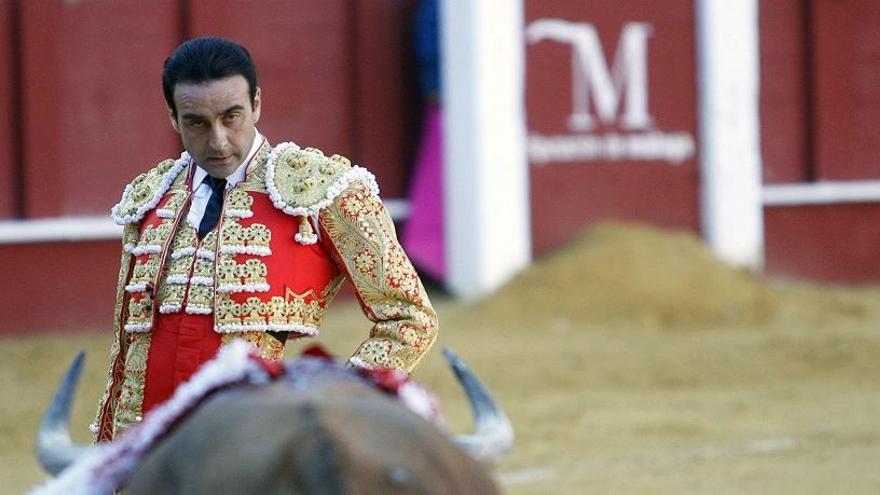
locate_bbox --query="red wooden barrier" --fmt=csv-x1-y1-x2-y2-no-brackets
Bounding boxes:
759,0,811,183
765,204,880,282
0,0,17,218
811,0,880,181
0,241,119,334
761,0,880,282
20,0,183,218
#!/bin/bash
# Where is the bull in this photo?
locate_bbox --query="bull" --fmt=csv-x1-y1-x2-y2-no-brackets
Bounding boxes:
32,343,513,494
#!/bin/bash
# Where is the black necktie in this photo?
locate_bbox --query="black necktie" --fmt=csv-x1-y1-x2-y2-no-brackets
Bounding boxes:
198,176,227,238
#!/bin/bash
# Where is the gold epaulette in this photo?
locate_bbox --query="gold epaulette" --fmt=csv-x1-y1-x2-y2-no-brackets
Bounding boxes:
266,142,380,214
265,142,379,245
266,144,353,209
110,154,190,225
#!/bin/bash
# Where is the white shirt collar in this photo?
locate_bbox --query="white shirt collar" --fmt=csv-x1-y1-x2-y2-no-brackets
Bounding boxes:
192,130,264,191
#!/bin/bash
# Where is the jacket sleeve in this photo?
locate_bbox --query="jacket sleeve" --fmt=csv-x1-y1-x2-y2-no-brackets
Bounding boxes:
318,180,438,372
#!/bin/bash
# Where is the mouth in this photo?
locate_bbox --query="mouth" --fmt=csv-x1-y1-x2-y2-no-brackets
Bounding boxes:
206,156,231,163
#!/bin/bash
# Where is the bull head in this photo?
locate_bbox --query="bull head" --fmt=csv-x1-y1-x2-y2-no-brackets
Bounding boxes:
36,347,513,479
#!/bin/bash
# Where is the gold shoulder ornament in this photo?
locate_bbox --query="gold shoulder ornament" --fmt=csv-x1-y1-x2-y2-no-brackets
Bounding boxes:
110,152,191,225
265,142,379,245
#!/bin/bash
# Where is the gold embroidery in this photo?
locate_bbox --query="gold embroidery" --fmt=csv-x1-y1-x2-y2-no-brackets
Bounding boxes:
201,229,218,253
353,251,377,274
219,221,272,254
113,332,151,436
122,224,140,248
94,223,141,441
188,285,214,309
285,289,326,328
215,296,240,327
192,258,214,280
92,333,121,441
128,258,159,288
218,258,238,285
266,296,287,326
242,297,264,326
166,255,193,279
158,283,186,309
226,189,254,212
212,287,332,332
127,292,152,321
242,259,267,286
158,224,202,313
136,224,158,250
247,223,272,251
154,221,173,246
159,192,186,215
111,158,180,222
221,222,246,246
216,256,269,290
270,146,353,208
170,225,197,253
239,142,272,191
220,332,285,361
319,181,438,372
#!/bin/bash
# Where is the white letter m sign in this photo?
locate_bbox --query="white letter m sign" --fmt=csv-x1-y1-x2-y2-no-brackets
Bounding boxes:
527,19,653,132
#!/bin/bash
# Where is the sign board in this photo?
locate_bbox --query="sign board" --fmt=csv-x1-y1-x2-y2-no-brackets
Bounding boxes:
526,1,700,254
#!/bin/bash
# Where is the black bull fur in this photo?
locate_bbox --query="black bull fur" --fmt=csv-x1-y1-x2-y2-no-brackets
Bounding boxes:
36,348,512,494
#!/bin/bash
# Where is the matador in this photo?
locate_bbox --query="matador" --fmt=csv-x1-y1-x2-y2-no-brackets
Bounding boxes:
92,37,437,441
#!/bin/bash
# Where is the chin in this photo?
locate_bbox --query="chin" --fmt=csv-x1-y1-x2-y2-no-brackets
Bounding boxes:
202,159,233,170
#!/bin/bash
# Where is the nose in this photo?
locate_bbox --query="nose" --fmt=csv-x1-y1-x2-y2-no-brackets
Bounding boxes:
208,124,228,152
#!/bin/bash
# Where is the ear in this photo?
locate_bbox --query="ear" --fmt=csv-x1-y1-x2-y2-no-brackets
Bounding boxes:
252,87,262,124
168,107,180,133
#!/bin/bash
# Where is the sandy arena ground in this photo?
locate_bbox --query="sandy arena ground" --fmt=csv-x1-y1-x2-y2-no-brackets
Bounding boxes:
4,222,880,494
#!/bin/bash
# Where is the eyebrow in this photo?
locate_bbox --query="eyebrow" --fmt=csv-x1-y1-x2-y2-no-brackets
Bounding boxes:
181,104,246,121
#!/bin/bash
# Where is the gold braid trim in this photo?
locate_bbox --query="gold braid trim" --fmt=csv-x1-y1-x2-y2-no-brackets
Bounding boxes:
319,180,438,372
92,223,140,441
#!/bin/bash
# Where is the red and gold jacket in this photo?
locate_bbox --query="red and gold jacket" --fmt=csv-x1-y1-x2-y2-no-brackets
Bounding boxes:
93,141,438,440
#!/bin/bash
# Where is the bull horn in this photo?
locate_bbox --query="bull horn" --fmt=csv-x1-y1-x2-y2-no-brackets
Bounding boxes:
36,351,94,475
443,348,514,464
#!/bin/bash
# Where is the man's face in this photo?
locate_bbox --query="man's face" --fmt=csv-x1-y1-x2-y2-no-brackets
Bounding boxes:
169,75,261,178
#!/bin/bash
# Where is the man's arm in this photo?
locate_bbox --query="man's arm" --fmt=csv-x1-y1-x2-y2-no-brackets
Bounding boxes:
318,180,438,372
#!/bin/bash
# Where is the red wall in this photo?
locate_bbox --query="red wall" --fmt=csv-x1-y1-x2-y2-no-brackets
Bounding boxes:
759,0,811,184
0,0,17,218
0,241,120,334
765,204,880,283
810,0,880,181
525,0,700,256
761,0,880,282
20,0,180,218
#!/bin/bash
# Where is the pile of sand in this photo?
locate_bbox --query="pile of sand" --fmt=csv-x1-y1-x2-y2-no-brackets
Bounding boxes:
461,222,872,330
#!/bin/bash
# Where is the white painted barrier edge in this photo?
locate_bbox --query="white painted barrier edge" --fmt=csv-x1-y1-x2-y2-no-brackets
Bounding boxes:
0,199,410,245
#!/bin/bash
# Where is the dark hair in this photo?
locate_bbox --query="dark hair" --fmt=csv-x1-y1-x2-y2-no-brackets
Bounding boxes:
162,36,258,117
